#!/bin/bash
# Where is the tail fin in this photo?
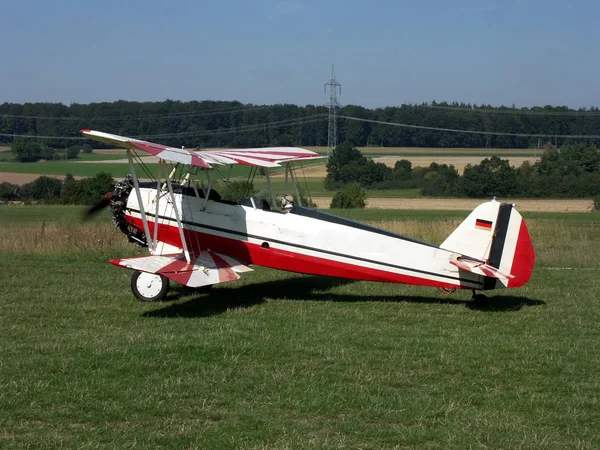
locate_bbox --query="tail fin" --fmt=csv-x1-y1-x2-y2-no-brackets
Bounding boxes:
441,200,535,289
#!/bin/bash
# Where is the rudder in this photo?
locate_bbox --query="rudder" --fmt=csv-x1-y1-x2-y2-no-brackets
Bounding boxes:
440,201,535,289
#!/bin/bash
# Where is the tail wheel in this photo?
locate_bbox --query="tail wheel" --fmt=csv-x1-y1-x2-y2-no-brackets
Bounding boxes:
131,271,169,302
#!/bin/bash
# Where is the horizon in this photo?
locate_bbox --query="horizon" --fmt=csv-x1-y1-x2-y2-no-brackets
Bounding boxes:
3,99,599,112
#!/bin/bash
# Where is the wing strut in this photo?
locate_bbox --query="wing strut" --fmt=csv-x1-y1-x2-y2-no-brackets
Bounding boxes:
288,164,303,207
264,169,277,212
163,159,192,263
152,162,161,250
127,149,153,249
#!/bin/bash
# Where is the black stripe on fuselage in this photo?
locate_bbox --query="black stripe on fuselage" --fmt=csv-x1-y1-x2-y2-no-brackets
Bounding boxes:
483,203,513,290
127,208,483,288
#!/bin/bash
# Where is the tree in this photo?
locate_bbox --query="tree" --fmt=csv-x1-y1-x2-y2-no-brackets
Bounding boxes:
20,176,62,201
330,184,367,209
61,173,85,204
82,172,115,204
461,157,519,198
0,182,20,201
394,159,412,173
39,145,56,160
66,145,80,159
325,142,365,189
12,138,42,162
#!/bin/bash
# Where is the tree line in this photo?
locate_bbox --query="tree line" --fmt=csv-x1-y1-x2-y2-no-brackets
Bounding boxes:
0,173,115,205
3,100,600,149
10,138,93,162
326,142,600,199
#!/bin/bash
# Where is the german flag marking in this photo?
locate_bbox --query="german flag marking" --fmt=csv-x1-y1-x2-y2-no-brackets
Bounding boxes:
475,218,493,230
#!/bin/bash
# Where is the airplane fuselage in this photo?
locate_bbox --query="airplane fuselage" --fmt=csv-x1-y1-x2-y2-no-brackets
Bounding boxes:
123,188,485,290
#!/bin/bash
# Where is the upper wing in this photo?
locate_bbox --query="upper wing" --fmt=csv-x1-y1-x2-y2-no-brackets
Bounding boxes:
80,129,323,168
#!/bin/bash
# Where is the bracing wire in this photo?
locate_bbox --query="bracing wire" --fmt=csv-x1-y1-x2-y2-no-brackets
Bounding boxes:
131,150,155,182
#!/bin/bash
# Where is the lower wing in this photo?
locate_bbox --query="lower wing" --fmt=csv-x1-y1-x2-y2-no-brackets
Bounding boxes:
110,250,252,287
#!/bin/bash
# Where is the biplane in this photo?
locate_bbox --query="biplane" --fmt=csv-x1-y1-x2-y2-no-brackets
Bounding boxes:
81,129,535,302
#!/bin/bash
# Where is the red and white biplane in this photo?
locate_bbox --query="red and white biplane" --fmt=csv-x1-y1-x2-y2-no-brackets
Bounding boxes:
81,129,535,302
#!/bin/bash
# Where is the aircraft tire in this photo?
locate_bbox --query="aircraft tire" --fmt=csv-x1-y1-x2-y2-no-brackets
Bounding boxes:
131,271,170,302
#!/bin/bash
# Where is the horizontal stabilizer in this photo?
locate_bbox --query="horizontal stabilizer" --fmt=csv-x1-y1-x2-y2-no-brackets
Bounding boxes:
110,251,252,288
450,255,514,280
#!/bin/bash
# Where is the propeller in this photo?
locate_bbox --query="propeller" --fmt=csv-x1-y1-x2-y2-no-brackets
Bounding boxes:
83,191,113,220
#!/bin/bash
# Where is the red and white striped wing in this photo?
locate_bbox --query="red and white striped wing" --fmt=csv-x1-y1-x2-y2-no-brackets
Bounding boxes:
110,250,253,288
80,129,322,168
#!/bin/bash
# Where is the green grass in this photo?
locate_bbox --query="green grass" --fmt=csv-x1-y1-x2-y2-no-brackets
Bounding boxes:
0,150,16,162
0,151,134,164
75,152,132,161
0,206,599,448
0,161,258,179
2,204,597,226
330,208,600,222
0,161,145,177
253,178,422,198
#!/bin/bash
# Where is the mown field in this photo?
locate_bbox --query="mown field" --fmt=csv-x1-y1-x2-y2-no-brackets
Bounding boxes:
1,205,599,448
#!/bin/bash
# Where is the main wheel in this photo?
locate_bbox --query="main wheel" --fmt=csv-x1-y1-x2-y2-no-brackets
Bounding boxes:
131,271,170,302
472,293,489,305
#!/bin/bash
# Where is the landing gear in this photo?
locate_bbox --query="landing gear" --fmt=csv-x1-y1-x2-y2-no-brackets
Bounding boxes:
131,271,170,302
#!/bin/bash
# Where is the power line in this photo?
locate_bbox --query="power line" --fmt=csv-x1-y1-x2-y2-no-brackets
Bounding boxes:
338,115,600,139
136,115,327,138
0,133,85,140
0,115,327,141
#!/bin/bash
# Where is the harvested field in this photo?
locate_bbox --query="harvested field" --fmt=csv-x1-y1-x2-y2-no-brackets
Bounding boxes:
0,172,85,184
376,155,538,173
305,146,533,155
287,156,539,178
314,197,594,212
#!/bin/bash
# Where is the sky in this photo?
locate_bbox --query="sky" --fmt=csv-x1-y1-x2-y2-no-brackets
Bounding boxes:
1,0,600,109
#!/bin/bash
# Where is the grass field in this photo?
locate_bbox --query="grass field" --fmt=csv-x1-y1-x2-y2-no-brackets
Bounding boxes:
253,177,422,199
0,151,134,163
0,161,256,180
1,205,599,448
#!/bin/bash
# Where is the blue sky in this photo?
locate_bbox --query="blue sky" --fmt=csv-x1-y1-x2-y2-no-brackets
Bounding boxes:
1,0,599,108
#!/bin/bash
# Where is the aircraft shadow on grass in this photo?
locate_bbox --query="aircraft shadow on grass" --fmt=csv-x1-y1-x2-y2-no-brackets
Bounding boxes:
142,275,546,319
